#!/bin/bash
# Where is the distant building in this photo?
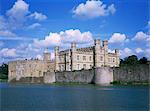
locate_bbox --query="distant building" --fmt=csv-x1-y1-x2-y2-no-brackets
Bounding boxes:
55,39,120,71
8,50,54,82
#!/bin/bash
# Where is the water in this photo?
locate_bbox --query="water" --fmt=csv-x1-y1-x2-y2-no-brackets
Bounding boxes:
0,83,149,111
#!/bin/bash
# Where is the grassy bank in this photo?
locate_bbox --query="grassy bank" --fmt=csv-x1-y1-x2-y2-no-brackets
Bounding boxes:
0,79,8,82
110,81,149,86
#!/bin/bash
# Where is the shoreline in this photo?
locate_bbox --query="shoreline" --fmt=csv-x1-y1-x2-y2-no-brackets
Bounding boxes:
0,80,149,87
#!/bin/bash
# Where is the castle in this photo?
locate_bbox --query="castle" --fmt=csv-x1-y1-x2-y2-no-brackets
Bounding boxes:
8,39,120,82
55,39,119,71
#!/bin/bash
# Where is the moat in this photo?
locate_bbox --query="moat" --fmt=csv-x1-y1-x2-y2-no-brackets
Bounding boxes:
0,83,149,111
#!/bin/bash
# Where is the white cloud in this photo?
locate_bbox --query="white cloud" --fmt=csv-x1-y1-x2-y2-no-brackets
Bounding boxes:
145,49,150,59
132,31,150,41
135,48,143,54
6,0,29,29
120,48,134,58
29,12,47,21
33,29,93,48
0,0,47,32
0,30,16,37
6,0,29,18
27,23,41,29
0,48,17,58
36,54,43,60
33,33,61,48
73,0,116,19
109,33,129,44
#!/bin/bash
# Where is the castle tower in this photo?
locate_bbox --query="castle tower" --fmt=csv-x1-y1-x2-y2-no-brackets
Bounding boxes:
115,49,120,67
43,48,51,61
55,46,59,71
94,39,101,67
102,40,108,50
102,40,108,66
71,42,77,71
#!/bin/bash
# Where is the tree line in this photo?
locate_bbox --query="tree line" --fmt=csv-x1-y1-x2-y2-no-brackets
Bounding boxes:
120,55,149,66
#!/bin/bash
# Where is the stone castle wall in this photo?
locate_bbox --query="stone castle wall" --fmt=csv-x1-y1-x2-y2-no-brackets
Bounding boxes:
113,64,150,83
10,65,149,85
55,69,94,83
44,67,114,85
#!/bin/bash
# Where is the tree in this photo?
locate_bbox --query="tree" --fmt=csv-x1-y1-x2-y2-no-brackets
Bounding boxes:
139,57,148,64
124,55,138,65
0,63,8,79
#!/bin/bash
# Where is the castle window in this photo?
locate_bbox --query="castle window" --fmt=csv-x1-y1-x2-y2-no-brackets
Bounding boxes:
77,64,80,70
83,56,86,61
77,55,79,60
83,64,86,69
89,56,92,61
90,65,92,69
100,56,103,61
113,58,115,62
59,65,61,71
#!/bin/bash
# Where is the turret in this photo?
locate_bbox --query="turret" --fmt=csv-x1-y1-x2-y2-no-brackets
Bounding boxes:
55,46,59,71
71,42,76,51
115,49,120,67
43,48,51,61
71,42,77,71
94,39,101,46
115,49,119,54
55,46,59,54
102,40,108,50
94,39,101,68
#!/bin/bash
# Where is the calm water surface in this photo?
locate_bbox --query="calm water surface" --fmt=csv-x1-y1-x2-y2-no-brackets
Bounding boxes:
0,83,149,111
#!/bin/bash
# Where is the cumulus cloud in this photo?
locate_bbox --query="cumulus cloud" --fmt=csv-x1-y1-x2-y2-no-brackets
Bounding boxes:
73,0,116,19
135,48,143,54
109,33,129,44
29,12,47,21
0,0,47,35
27,23,41,29
120,48,134,58
132,31,150,41
0,48,17,58
6,0,30,29
33,29,94,48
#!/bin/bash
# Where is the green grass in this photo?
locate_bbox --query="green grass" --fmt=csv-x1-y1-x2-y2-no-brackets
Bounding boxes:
0,79,8,82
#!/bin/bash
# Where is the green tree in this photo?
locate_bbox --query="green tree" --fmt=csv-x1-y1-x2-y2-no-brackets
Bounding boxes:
124,55,138,65
139,57,148,64
0,63,8,79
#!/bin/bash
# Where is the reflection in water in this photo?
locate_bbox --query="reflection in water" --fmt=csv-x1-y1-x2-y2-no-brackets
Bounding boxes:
0,83,149,111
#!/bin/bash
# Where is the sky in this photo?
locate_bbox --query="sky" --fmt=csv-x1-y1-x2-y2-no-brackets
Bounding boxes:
0,0,149,63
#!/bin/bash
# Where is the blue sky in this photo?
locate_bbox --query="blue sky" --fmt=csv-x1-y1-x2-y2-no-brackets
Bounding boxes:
0,0,149,63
